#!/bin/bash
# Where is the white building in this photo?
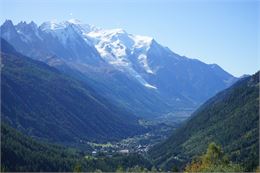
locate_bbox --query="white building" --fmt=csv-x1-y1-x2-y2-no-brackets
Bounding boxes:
119,149,129,154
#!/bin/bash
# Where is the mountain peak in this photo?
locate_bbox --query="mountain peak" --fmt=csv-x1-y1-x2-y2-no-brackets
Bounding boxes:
0,20,19,39
39,20,61,31
29,21,37,27
67,18,82,24
1,19,14,28
16,21,38,30
108,28,127,34
39,19,70,31
39,19,98,34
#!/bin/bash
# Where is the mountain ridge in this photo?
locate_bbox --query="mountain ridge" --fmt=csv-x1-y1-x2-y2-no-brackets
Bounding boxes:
1,19,237,119
149,71,259,171
1,38,144,143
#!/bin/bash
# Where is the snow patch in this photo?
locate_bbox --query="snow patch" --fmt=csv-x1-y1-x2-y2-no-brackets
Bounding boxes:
138,54,154,74
144,83,157,89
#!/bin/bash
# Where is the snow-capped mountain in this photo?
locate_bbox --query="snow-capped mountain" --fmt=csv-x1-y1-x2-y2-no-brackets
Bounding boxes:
1,19,103,65
87,28,157,88
87,28,153,70
39,19,97,46
0,19,237,118
36,19,157,88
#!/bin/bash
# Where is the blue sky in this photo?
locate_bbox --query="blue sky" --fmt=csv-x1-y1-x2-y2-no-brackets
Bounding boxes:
0,0,259,77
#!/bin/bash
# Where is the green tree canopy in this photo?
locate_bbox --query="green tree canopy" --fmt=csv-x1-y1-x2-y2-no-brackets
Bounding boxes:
185,142,243,172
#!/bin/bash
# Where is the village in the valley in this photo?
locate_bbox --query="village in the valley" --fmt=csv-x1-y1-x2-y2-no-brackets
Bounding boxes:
83,121,175,159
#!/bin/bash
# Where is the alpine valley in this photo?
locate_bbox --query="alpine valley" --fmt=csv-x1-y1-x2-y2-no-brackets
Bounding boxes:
0,19,258,172
0,19,237,119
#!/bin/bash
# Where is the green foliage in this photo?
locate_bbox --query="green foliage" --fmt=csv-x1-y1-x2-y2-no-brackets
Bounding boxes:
127,165,149,172
1,123,152,172
202,142,226,165
171,165,179,172
150,72,259,171
1,122,83,172
184,142,243,172
116,165,124,172
83,153,152,172
73,162,82,172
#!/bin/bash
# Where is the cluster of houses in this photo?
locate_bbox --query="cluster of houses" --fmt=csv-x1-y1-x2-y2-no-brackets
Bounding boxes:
87,132,154,158
91,149,129,157
91,144,150,157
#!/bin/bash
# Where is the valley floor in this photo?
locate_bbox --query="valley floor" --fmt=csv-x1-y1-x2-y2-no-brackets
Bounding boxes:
81,119,178,157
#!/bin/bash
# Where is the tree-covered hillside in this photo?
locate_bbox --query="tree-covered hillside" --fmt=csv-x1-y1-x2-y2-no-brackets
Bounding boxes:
1,38,144,143
1,122,83,172
1,122,153,172
149,72,259,171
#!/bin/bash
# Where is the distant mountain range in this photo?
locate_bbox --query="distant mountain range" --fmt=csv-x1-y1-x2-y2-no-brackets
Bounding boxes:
1,19,237,119
149,71,259,171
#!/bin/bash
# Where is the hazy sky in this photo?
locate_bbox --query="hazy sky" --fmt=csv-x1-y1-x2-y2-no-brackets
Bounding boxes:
0,0,259,77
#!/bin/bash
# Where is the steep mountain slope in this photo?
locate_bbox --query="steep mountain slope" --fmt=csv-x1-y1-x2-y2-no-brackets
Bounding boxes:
144,42,236,105
87,28,236,106
0,19,237,118
1,38,144,143
149,72,259,171
1,20,173,118
1,122,83,172
1,122,152,172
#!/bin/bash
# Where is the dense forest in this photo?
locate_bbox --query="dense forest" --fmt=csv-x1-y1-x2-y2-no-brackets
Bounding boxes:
149,72,259,171
3,121,258,172
1,122,153,172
